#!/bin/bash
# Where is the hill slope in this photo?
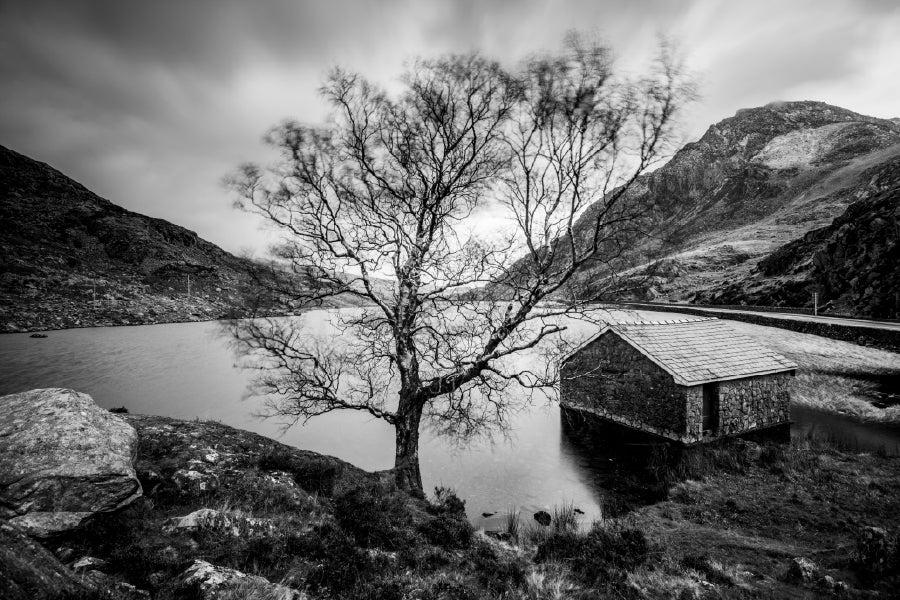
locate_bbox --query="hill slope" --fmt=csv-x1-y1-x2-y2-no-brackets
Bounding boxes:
569,101,900,316
695,172,900,318
0,145,271,332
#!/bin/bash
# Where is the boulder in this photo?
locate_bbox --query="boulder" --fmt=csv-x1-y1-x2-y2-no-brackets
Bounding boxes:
785,556,818,584
0,388,142,536
177,559,305,600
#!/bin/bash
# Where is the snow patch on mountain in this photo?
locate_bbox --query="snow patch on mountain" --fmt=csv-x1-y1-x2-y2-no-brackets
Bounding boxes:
751,122,849,169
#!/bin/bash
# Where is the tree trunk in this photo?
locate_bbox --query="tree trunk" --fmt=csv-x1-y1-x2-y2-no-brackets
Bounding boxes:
393,401,424,496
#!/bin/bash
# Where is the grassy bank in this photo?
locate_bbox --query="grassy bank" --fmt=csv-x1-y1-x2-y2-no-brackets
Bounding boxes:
28,415,900,599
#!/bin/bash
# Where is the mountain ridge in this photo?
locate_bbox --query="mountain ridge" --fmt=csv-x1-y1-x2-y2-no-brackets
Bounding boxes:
566,100,900,317
3,99,899,330
0,144,286,332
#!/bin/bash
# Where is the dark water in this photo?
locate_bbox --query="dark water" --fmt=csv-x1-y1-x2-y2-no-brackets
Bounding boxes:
2,312,899,524
791,405,900,455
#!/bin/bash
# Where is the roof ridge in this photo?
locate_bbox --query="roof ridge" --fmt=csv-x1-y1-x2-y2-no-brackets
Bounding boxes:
614,317,716,327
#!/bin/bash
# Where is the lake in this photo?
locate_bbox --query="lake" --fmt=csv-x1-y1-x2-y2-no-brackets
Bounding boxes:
2,309,899,524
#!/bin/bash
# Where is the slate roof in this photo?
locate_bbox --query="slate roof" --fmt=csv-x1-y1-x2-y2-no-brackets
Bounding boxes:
563,317,798,386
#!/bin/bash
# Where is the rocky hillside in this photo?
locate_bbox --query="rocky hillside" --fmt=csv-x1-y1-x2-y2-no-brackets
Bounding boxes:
694,164,900,318
0,145,310,332
569,101,900,317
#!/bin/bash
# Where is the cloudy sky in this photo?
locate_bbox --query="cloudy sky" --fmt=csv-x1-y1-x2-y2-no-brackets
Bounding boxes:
1,0,898,255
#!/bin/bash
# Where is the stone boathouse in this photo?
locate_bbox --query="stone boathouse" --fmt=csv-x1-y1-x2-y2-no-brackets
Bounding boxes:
559,318,798,444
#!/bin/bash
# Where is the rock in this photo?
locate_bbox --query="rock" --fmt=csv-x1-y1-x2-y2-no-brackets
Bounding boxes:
0,388,142,537
137,468,165,495
177,559,305,600
785,556,818,583
81,569,151,599
265,470,299,489
533,510,552,527
162,508,273,537
172,469,220,495
854,525,892,575
72,556,108,571
0,521,96,599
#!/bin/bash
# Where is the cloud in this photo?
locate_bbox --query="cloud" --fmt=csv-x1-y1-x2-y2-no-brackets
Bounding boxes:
0,0,896,254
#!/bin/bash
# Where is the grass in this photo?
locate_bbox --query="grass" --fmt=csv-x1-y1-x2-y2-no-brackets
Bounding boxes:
630,436,900,597
727,320,900,424
551,502,579,534
504,507,522,543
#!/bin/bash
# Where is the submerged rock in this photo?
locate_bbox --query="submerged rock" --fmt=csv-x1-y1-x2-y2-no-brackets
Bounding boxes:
0,388,142,537
533,510,552,527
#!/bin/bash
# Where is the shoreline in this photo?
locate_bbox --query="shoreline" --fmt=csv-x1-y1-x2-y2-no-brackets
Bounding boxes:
7,406,898,598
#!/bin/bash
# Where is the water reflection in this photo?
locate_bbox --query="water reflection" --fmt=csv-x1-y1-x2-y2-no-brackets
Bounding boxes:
559,408,682,514
791,405,900,455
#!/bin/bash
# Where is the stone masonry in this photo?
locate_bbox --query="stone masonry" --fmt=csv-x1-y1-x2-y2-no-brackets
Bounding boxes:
561,327,794,444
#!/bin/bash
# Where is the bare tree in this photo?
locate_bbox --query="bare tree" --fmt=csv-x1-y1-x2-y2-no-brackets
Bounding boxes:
226,34,693,494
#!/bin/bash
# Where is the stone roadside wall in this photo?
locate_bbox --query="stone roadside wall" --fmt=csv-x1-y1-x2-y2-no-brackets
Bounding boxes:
560,332,689,441
615,303,900,354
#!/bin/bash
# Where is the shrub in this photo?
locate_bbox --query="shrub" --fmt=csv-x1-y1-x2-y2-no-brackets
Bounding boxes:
193,520,309,581
256,447,340,495
469,538,528,593
333,482,412,550
430,486,467,517
418,511,473,550
218,472,318,516
534,521,650,584
288,522,389,595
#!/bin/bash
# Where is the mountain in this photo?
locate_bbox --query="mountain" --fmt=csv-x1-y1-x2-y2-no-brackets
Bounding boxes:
0,144,285,332
695,176,900,318
568,101,900,317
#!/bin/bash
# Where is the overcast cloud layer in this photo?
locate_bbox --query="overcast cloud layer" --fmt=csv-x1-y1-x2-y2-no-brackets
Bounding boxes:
1,0,898,254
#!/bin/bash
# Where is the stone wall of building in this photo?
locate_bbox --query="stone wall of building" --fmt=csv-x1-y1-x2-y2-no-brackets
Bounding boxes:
560,333,688,441
561,333,795,444
690,372,793,439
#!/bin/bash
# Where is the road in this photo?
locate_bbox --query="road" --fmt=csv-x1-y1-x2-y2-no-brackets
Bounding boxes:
613,303,900,333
